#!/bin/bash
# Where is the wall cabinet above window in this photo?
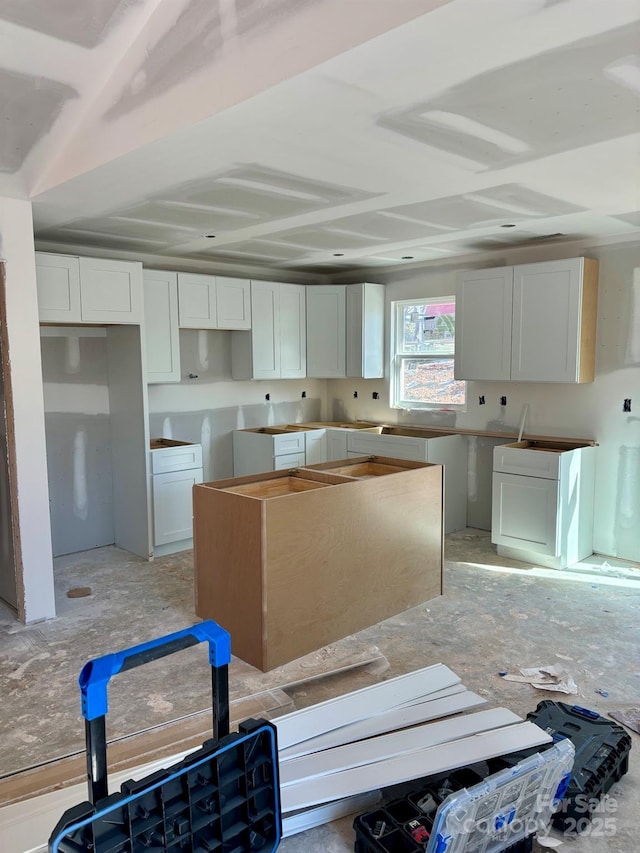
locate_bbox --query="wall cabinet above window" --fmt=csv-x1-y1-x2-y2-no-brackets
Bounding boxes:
177,273,250,329
36,253,143,325
455,257,598,383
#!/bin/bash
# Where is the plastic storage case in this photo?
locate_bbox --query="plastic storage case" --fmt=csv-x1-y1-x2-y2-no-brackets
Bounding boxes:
49,621,281,853
354,739,574,853
502,701,632,834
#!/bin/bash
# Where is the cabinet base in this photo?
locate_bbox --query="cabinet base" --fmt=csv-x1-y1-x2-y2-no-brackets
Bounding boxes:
152,538,193,558
496,544,592,570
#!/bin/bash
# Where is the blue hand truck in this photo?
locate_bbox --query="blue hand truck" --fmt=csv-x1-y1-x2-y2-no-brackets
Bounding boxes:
49,621,281,853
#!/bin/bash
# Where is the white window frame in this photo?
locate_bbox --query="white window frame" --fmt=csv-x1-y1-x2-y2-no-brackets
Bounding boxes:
391,297,466,411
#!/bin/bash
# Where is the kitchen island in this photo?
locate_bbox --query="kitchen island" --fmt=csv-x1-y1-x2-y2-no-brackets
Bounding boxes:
194,456,443,670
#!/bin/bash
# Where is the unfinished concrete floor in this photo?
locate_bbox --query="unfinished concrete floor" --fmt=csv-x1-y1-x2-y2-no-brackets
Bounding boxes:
0,529,638,852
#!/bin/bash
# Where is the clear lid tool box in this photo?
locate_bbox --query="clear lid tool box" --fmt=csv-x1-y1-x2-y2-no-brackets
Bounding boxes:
354,738,575,853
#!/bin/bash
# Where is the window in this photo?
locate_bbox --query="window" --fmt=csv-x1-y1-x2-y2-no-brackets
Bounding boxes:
391,297,466,409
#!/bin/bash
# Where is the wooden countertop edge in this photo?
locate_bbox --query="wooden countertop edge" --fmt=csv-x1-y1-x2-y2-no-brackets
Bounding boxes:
357,423,598,446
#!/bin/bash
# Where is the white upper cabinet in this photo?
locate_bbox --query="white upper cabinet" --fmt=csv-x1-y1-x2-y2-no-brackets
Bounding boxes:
36,254,143,324
177,273,217,328
35,253,81,323
177,273,251,330
231,281,305,380
346,282,385,379
143,270,181,383
455,267,512,381
306,285,346,378
79,258,143,324
455,257,598,383
215,276,251,329
511,258,597,383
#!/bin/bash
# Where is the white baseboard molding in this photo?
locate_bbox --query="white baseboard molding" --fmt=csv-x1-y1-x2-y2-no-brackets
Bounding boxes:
282,791,381,837
279,690,486,761
281,721,552,813
280,708,521,787
275,664,460,750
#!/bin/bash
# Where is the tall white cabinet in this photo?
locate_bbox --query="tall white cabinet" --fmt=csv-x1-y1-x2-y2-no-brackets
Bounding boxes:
231,281,306,380
455,257,598,383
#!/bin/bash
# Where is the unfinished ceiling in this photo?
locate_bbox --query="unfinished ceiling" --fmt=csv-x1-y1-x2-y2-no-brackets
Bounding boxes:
1,0,639,276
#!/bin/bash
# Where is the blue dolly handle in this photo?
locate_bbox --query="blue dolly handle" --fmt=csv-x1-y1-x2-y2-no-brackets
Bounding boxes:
78,620,231,804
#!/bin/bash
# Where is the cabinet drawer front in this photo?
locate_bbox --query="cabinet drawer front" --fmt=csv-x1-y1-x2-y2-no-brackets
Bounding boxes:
272,432,305,455
273,451,306,470
493,446,560,479
151,444,203,473
492,472,559,556
346,432,427,461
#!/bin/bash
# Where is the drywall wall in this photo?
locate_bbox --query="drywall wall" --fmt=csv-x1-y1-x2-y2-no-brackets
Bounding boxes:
0,198,55,621
40,329,115,556
147,329,327,480
328,241,640,562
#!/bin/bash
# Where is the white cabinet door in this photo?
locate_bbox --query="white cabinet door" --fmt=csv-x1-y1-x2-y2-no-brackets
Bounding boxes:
307,285,346,378
250,281,280,380
346,282,385,379
153,468,203,545
305,430,327,465
327,429,348,461
216,276,251,329
35,253,81,323
455,267,513,380
492,472,559,556
177,273,218,328
280,284,307,378
78,258,143,323
143,270,181,383
511,258,583,382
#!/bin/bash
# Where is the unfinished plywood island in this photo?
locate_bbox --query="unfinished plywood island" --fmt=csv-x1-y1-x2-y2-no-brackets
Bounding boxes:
194,457,443,670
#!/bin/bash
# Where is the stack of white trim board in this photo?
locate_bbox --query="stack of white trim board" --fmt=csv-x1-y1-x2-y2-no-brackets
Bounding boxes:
0,663,552,852
276,663,552,837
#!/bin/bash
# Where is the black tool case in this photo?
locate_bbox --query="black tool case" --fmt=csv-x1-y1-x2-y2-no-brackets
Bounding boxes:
49,621,281,853
518,701,631,833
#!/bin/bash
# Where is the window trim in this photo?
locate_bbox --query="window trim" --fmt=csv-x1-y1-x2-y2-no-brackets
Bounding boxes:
390,297,466,411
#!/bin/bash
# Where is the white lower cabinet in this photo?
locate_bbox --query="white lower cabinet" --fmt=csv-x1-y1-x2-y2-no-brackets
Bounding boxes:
233,428,307,476
492,441,595,568
150,440,203,554
345,431,467,533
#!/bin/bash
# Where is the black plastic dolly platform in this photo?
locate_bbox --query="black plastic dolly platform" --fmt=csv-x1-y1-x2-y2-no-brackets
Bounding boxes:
49,620,281,853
